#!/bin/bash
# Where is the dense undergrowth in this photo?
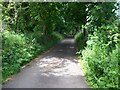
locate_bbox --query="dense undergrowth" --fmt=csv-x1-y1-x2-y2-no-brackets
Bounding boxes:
75,3,119,89
75,17,119,89
2,30,63,82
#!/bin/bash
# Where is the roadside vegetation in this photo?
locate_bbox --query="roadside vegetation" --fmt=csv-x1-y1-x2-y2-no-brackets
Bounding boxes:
1,2,119,89
2,30,62,82
75,3,119,89
1,2,64,82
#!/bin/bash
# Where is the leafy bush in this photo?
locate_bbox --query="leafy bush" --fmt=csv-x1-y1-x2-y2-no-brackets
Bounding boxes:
82,42,119,88
2,30,63,82
51,32,63,41
79,23,119,88
75,31,87,52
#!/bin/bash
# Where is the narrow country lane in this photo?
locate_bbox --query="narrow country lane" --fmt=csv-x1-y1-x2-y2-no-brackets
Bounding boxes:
3,38,89,88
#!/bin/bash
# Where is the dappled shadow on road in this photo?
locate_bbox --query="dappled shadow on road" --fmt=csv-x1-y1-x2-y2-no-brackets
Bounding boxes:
33,38,84,77
35,56,84,77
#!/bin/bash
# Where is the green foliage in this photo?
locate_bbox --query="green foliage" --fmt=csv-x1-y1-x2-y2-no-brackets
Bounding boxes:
2,2,87,36
2,2,119,88
79,20,119,88
51,32,63,41
2,30,63,82
82,35,119,88
75,32,87,52
85,2,117,34
2,2,65,82
75,2,119,88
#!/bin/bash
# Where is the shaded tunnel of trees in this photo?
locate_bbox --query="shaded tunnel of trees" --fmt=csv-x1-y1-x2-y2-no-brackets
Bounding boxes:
2,2,88,36
1,2,120,88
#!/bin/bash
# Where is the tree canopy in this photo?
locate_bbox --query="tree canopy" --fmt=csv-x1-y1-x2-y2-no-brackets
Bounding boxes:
1,1,120,88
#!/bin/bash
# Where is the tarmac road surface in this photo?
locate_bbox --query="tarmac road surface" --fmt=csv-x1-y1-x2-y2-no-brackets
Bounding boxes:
3,38,89,88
